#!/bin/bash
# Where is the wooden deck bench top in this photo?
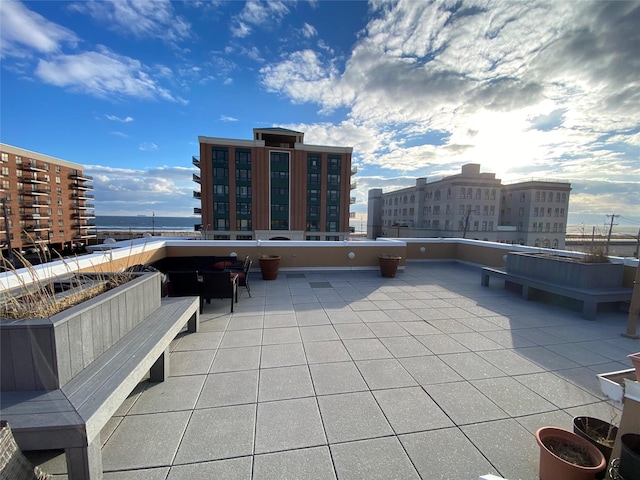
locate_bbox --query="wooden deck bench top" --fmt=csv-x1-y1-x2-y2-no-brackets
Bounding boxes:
481,266,632,320
0,296,200,480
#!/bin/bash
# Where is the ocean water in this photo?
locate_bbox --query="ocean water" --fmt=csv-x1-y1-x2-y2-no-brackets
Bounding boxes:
95,216,199,232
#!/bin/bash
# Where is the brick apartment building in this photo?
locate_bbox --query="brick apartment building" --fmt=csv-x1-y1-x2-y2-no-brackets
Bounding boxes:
0,144,95,257
195,128,355,241
368,163,571,248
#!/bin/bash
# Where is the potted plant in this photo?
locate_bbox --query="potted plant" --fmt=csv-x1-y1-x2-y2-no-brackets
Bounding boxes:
620,433,640,480
535,426,606,480
258,255,281,280
378,254,401,278
573,417,618,479
1,253,160,391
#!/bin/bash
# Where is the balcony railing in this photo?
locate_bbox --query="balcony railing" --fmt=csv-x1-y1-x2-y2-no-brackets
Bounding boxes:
192,156,200,168
351,166,358,175
75,203,95,210
20,161,47,173
71,192,95,200
193,173,201,183
193,207,202,214
69,173,94,181
350,181,357,190
71,184,94,191
193,191,201,199
350,197,356,204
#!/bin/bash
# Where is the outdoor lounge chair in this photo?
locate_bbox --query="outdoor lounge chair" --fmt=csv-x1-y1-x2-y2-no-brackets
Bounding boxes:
200,270,238,312
229,258,252,297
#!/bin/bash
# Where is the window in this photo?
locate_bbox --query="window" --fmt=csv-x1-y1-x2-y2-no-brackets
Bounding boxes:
213,218,229,230
490,189,496,200
476,188,481,199
307,220,319,232
409,207,414,215
237,202,251,215
434,190,441,200
545,222,550,232
307,173,321,184
1,153,7,162
484,189,489,199
327,205,339,216
433,220,439,228
214,202,229,214
548,192,553,202
326,221,338,232
489,206,495,216
327,190,339,201
433,206,440,215
55,176,61,184
327,174,340,185
328,155,341,170
536,191,540,202
561,193,566,202
547,208,552,216
520,193,526,202
236,186,251,198
307,189,320,202
483,206,489,216
519,207,524,217
460,189,466,199
447,188,451,199
488,221,493,231
482,221,487,231
236,219,252,231
1,167,8,176
213,167,228,179
534,207,538,217
214,185,229,195
459,205,465,215
556,192,561,202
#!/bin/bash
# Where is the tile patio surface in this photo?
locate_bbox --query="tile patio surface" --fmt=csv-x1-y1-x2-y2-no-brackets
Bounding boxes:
31,261,638,479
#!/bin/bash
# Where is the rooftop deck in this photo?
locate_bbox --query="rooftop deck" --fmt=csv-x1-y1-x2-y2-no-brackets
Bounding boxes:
29,261,636,479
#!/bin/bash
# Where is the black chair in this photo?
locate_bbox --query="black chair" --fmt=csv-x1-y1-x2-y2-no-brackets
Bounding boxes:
167,271,203,313
200,270,238,312
229,258,252,297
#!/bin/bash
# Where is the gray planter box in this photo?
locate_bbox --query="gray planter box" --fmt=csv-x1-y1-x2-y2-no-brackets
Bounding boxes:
1,272,161,391
506,252,624,289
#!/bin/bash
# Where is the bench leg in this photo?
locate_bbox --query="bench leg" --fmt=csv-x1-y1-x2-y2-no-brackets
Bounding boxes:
522,285,533,300
187,310,199,333
66,440,102,480
582,301,597,321
150,347,169,382
481,272,490,287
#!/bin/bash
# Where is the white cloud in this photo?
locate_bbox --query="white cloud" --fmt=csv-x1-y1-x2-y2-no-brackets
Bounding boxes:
139,142,158,151
106,114,134,123
220,115,239,122
0,0,78,57
109,131,128,138
231,0,291,37
35,46,179,101
301,22,317,38
259,0,640,218
69,0,191,44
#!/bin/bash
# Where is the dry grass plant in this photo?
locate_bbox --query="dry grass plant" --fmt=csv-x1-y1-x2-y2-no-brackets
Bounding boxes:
0,237,143,320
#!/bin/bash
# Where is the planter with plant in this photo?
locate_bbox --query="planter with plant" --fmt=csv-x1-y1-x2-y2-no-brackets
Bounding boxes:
573,416,618,479
0,253,161,391
506,251,623,290
536,426,606,480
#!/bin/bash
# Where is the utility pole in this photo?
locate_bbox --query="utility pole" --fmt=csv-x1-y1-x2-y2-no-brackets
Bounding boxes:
1,197,14,266
462,209,471,239
605,213,619,255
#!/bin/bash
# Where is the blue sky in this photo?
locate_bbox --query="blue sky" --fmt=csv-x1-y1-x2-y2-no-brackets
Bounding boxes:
1,0,639,234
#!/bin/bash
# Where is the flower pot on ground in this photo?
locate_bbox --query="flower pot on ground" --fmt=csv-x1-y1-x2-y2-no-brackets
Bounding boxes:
629,352,640,381
378,254,401,278
258,255,281,280
536,427,606,480
573,417,618,479
620,433,640,480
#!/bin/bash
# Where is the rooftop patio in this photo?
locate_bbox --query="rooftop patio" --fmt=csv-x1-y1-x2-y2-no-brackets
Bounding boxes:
26,260,637,480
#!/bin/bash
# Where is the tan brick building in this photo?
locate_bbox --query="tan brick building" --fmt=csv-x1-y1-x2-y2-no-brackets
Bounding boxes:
195,128,354,240
0,144,95,257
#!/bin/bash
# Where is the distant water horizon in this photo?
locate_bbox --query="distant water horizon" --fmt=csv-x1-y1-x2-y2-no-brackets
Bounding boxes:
95,215,199,232
95,215,639,236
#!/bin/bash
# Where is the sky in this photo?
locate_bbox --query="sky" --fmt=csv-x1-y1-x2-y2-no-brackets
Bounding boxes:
1,0,639,234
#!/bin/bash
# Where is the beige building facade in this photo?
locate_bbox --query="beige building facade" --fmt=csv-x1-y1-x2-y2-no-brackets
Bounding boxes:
368,163,571,248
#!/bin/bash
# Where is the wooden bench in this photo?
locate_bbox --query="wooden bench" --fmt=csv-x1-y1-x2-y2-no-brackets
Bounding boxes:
0,296,200,480
481,267,632,320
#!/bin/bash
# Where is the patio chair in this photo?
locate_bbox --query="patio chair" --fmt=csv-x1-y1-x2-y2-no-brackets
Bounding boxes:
0,421,51,480
230,258,252,297
200,270,238,312
167,271,203,313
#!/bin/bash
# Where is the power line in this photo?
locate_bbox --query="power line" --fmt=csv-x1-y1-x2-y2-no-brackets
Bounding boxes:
605,213,620,255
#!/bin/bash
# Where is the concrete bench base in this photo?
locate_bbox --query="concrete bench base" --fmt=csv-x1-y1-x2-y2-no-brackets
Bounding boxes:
1,296,200,480
481,267,632,320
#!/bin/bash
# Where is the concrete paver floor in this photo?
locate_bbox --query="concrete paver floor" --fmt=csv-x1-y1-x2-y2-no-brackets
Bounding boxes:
29,262,636,479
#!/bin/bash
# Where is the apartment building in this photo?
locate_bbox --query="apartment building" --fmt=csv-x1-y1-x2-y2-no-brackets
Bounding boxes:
368,163,571,248
0,144,95,256
195,128,354,241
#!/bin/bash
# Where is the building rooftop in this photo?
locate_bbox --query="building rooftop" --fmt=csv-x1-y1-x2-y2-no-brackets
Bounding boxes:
28,261,635,479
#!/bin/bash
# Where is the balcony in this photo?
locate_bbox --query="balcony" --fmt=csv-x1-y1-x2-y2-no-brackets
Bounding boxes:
20,161,47,173
69,172,94,182
193,207,202,214
71,183,94,191
351,165,358,175
192,156,200,168
22,176,48,185
193,191,201,199
23,224,49,232
20,187,49,196
350,196,356,204
75,203,95,210
4,238,636,473
21,213,50,220
72,213,95,220
71,192,95,200
193,173,201,184
14,239,638,479
350,181,357,190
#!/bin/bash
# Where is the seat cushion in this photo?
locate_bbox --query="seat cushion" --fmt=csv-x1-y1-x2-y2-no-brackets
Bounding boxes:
213,261,235,270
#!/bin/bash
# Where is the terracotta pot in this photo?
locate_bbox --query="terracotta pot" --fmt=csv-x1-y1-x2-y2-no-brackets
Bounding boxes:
628,352,640,381
258,255,281,280
536,427,606,480
620,433,640,480
573,417,617,479
378,254,401,278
